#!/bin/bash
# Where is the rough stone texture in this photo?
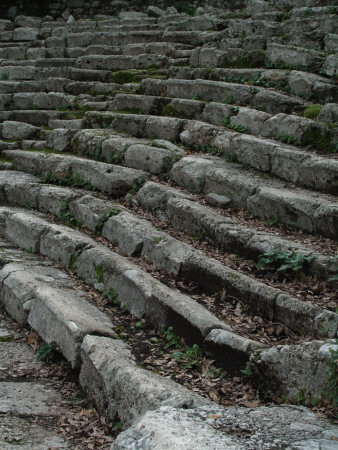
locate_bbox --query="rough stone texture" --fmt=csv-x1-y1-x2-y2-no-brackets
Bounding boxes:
124,144,173,174
5,212,50,254
112,404,338,450
102,211,160,256
0,408,69,449
252,340,338,402
80,336,206,425
47,128,76,151
0,342,40,378
69,194,122,231
12,27,40,41
28,285,116,367
0,382,65,416
2,121,39,140
322,54,338,77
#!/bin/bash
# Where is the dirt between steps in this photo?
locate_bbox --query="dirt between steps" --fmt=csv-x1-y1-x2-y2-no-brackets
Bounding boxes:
0,304,119,449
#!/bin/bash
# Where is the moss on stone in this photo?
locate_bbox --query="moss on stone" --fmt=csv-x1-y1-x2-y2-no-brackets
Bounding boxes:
300,125,336,153
304,104,323,119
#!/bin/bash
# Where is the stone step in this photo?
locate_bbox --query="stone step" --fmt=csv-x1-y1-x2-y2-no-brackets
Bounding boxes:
0,208,231,348
135,180,337,279
85,111,185,141
0,171,335,338
180,121,338,188
0,110,62,125
170,67,338,105
140,78,305,114
74,54,168,71
2,242,336,449
0,240,115,367
5,92,76,110
110,92,337,155
0,211,336,411
266,43,328,72
170,155,337,238
112,402,338,450
2,149,148,197
81,112,338,195
66,31,164,48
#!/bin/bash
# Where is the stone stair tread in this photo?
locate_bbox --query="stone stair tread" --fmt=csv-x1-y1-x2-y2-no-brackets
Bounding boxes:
0,5,337,446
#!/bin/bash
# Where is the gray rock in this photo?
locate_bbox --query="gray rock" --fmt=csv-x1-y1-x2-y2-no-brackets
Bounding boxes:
317,103,338,123
47,128,76,151
14,15,42,28
28,285,116,367
0,382,65,416
12,27,40,41
288,70,331,96
2,121,39,140
266,43,325,71
322,54,338,77
124,144,173,174
40,223,94,268
324,33,338,53
102,211,159,256
205,193,231,208
147,6,165,17
142,235,195,277
252,340,337,402
5,212,49,254
80,336,205,425
69,194,122,231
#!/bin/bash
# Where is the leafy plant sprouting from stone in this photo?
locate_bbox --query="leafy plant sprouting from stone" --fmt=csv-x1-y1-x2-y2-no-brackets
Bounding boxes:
256,251,315,273
172,344,203,370
223,94,235,105
94,208,121,235
223,117,248,134
240,361,252,376
129,177,145,195
58,200,84,227
43,172,96,191
36,343,53,362
159,326,227,376
102,287,120,306
278,133,297,145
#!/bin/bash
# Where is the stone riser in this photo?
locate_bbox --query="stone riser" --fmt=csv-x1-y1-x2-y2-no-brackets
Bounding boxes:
0,171,336,338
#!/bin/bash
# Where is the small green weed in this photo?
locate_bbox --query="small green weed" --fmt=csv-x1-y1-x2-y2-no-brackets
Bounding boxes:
172,344,203,371
257,251,315,273
69,252,78,270
240,362,252,376
153,236,165,243
296,388,307,404
129,177,145,195
304,104,322,119
102,288,119,304
223,94,235,105
193,231,205,242
58,201,83,227
278,133,297,145
113,421,123,431
95,265,104,283
36,343,53,362
188,177,205,194
94,208,121,234
162,326,182,350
